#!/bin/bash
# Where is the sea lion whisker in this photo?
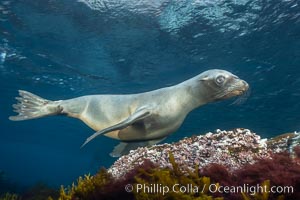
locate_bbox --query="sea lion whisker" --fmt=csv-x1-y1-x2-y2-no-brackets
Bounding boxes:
231,87,251,105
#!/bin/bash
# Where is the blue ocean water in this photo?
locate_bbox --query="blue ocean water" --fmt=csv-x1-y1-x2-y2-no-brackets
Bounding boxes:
0,0,299,192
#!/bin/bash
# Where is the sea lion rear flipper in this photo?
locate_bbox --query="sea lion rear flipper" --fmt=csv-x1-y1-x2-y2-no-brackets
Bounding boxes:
81,106,152,148
110,137,166,157
9,90,61,121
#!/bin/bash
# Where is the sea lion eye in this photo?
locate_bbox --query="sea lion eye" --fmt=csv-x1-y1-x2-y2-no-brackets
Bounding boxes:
216,75,225,85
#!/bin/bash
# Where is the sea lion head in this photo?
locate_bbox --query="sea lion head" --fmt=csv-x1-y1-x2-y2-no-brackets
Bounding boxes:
197,69,249,102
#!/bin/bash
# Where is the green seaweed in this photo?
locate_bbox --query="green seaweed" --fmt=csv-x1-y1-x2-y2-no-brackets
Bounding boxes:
58,152,296,200
0,193,19,200
59,168,112,200
131,152,223,200
58,152,223,200
0,182,57,200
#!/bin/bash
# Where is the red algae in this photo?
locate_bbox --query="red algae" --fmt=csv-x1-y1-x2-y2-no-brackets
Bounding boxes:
59,129,300,200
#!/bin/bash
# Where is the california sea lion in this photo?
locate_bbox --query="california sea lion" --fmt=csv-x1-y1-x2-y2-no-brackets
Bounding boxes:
9,69,249,157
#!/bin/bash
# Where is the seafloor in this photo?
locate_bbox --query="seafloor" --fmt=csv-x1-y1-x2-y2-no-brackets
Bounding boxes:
1,128,299,200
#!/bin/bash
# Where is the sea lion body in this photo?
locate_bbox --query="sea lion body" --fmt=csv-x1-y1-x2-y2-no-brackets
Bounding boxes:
61,85,192,141
9,69,249,156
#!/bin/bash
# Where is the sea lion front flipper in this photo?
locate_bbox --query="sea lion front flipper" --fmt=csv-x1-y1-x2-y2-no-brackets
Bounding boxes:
110,137,166,157
80,106,152,148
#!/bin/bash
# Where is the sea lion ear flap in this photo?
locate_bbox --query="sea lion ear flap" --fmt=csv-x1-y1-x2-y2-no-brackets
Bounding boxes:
199,76,209,81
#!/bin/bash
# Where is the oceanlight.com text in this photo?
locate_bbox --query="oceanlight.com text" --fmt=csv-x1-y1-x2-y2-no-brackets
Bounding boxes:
124,183,294,196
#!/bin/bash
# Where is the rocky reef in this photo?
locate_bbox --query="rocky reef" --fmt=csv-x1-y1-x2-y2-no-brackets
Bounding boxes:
58,128,300,200
109,128,274,178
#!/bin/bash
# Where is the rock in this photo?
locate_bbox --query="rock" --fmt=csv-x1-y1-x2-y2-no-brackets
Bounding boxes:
108,128,299,179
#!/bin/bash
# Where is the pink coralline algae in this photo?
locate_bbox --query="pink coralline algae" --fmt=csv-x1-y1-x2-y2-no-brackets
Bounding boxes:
108,128,299,179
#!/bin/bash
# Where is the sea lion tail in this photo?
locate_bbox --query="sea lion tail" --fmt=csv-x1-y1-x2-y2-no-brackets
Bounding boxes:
9,90,62,121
